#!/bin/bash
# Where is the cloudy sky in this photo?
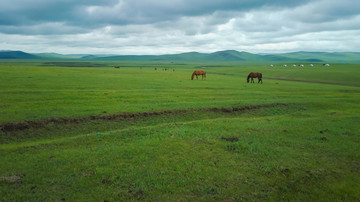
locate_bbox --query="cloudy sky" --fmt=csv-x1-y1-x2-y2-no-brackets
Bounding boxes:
0,0,359,55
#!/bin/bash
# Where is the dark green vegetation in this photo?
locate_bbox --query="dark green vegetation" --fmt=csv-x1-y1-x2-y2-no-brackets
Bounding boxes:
0,51,39,59
0,60,359,201
2,50,360,63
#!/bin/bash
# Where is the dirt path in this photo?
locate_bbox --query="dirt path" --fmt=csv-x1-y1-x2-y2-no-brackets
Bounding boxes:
266,77,360,87
0,103,287,132
210,71,360,87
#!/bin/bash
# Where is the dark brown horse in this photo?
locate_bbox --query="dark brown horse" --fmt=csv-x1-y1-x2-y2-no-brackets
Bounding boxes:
191,70,206,80
247,72,262,84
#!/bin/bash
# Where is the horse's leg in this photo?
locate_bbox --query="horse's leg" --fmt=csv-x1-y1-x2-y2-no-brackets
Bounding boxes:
251,78,254,83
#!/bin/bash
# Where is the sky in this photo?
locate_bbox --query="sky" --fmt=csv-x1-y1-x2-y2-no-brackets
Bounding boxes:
0,0,359,55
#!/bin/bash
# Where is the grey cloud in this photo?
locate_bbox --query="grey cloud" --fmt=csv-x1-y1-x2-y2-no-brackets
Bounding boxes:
0,0,312,34
0,0,117,26
0,0,359,54
0,23,87,35
282,0,360,23
77,0,313,27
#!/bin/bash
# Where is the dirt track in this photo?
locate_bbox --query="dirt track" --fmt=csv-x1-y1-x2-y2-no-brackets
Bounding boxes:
0,103,287,132
210,72,360,87
263,77,360,87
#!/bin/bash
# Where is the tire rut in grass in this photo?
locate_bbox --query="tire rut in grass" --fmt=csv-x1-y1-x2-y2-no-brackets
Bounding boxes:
0,103,288,132
266,77,360,87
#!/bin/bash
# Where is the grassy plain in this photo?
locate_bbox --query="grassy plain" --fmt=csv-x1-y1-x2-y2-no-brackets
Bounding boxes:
0,60,359,201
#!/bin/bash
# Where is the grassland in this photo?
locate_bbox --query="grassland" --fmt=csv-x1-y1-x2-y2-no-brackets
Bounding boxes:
0,60,359,201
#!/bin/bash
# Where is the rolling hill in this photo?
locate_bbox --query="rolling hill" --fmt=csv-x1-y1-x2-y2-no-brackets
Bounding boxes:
86,50,360,63
275,51,360,63
0,51,39,59
1,50,360,63
88,50,277,62
33,53,82,60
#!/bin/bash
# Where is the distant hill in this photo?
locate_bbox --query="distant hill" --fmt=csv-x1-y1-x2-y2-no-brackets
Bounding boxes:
89,50,360,63
88,50,285,62
1,50,360,63
33,53,82,60
275,52,360,63
0,51,39,59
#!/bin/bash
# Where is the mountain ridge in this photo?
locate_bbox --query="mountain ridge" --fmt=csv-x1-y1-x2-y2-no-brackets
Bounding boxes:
1,50,360,63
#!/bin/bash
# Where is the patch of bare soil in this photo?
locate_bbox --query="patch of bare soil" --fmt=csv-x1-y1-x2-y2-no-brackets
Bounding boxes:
221,137,239,142
1,175,24,183
0,103,287,132
101,178,110,184
320,129,329,134
320,136,328,141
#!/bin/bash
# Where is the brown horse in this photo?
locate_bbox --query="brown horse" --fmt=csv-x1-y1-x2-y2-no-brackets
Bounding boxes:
247,72,262,84
191,70,206,80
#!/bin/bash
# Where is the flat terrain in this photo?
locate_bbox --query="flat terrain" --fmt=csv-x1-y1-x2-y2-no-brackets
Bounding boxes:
0,61,359,201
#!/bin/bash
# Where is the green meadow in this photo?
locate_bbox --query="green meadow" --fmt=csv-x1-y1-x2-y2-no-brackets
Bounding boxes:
0,60,359,201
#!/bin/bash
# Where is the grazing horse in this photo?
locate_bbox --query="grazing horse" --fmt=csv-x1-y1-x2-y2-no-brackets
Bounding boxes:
247,72,263,84
191,70,206,80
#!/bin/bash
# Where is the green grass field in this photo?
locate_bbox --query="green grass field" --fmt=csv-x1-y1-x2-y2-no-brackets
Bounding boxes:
1,60,359,201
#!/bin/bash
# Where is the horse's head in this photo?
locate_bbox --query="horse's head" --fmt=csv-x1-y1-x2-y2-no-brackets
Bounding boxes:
247,74,251,83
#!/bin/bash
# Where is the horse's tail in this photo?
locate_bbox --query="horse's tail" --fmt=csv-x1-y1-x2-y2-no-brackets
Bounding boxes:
191,72,195,80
